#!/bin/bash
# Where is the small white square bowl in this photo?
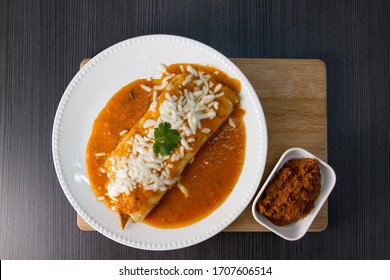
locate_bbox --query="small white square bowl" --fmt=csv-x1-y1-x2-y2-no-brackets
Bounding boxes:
251,147,336,241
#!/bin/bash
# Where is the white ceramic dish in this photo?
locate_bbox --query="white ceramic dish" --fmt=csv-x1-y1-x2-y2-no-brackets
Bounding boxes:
52,34,268,250
251,147,336,241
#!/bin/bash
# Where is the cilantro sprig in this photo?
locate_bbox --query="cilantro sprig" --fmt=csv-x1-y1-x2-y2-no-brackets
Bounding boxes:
152,122,181,156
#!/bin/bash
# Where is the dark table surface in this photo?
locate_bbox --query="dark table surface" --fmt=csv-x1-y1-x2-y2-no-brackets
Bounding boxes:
1,0,389,260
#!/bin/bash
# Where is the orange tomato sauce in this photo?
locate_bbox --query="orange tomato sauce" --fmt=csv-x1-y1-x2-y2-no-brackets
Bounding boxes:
86,69,246,228
144,108,245,228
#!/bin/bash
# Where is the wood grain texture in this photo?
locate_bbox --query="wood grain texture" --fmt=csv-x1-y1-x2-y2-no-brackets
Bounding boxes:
76,58,328,232
1,0,389,259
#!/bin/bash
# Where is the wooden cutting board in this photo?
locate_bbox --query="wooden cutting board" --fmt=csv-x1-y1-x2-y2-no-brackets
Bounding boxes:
77,58,328,232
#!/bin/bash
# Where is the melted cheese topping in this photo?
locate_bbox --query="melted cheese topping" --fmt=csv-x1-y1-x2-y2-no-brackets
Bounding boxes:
106,64,226,201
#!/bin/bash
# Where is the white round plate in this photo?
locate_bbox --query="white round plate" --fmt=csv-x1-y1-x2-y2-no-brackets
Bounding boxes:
52,34,268,250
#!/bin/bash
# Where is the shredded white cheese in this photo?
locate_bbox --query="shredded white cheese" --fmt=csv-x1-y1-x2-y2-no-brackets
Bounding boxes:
182,74,193,86
143,119,156,128
214,83,222,93
154,82,168,91
228,117,236,128
105,64,226,200
186,65,199,77
215,92,225,98
119,130,128,136
159,63,167,73
141,84,152,92
178,182,189,197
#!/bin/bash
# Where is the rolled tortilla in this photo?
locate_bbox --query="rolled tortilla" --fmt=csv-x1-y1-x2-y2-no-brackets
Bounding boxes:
104,64,240,228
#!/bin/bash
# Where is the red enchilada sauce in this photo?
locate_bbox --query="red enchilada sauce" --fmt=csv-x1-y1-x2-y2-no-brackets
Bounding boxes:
86,65,246,228
144,108,245,228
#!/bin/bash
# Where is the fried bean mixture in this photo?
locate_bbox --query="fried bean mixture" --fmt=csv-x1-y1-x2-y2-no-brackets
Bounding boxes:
258,158,321,226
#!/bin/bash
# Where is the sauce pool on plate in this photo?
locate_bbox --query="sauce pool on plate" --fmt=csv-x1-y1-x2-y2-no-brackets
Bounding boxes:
144,108,245,228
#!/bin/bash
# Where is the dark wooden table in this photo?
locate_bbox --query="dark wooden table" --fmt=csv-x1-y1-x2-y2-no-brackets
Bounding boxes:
1,0,389,259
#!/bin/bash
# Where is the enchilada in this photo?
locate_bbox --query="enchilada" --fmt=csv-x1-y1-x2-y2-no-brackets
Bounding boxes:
86,64,242,228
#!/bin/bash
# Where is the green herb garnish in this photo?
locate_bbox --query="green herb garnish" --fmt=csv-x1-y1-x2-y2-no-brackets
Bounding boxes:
152,122,181,156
